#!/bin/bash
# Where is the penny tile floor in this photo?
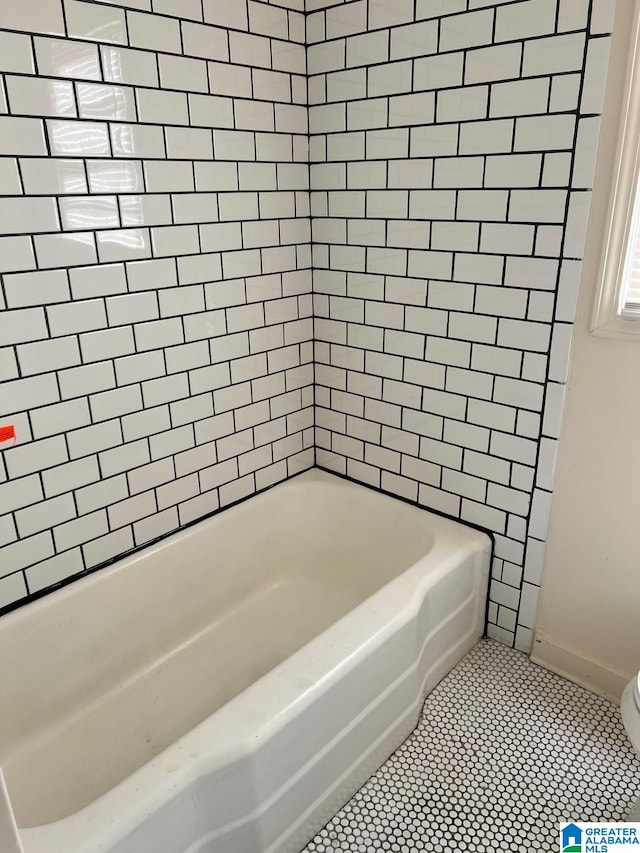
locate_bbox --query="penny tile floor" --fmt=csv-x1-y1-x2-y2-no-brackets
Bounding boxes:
304,639,640,852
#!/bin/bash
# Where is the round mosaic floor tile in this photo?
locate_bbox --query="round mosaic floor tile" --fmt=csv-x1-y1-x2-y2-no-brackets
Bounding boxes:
303,639,640,853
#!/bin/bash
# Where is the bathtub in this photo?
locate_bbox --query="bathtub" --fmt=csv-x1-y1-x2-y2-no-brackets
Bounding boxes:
0,469,490,853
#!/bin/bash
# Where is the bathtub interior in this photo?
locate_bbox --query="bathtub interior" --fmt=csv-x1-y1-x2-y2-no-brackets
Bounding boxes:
0,470,468,830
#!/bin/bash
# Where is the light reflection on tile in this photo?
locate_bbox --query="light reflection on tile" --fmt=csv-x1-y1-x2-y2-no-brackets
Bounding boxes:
6,76,76,118
110,123,166,159
59,196,120,231
76,83,137,122
47,119,111,157
87,160,144,194
120,195,173,228
64,0,127,46
96,228,152,263
20,159,88,195
34,37,101,81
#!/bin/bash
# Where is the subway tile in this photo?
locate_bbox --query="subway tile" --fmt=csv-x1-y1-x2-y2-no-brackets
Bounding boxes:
0,347,19,382
0,3,65,36
202,0,248,30
26,550,84,593
16,494,76,538
581,35,611,114
165,126,213,160
4,269,69,309
20,158,87,195
90,385,142,421
17,336,80,376
439,9,494,51
122,406,170,444
76,82,136,122
0,116,47,155
189,93,235,128
0,32,35,74
6,435,67,479
87,160,139,199
154,0,201,20
325,1,367,39
0,236,36,273
490,78,550,119
182,22,229,61
54,510,109,553
523,32,586,76
465,42,522,85
65,1,127,44
110,123,166,158
81,327,135,363
127,10,181,53
97,228,152,263
6,75,76,118
101,45,159,87
550,73,581,113
35,37,100,81
494,0,557,42
343,33,386,73
136,88,189,125
159,54,209,93
151,224,200,258
0,197,58,237
0,534,54,573
59,196,120,232
120,194,173,228
368,62,413,98
68,419,123,460
391,21,437,60
514,114,576,153
208,61,253,99
83,528,134,569
100,439,150,478
48,119,111,157
35,232,98,270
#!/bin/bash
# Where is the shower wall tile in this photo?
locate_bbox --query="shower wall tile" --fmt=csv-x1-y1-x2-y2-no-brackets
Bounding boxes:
0,0,613,652
0,0,314,612
309,0,611,649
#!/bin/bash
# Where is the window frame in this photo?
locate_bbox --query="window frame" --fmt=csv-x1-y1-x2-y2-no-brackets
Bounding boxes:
591,0,640,339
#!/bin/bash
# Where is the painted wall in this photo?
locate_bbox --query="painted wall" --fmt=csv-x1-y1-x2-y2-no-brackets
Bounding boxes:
309,0,612,650
0,0,314,612
535,0,640,699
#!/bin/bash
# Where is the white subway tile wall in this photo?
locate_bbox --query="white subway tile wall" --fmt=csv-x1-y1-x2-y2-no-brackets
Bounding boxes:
309,0,610,649
0,0,610,651
0,0,313,611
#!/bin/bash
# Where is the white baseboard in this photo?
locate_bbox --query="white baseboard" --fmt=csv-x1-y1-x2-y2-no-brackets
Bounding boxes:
531,632,633,703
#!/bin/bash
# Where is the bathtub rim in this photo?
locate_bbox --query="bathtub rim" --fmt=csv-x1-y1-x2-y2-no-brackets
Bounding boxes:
0,465,495,622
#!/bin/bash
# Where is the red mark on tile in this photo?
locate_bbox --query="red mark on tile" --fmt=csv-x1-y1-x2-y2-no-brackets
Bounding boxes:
0,425,16,445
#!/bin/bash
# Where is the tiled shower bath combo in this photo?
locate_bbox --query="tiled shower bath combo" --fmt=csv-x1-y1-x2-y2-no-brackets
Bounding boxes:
0,0,612,649
0,1,636,853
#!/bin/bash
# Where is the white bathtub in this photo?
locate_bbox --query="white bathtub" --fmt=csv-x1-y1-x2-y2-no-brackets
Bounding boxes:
0,469,490,853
